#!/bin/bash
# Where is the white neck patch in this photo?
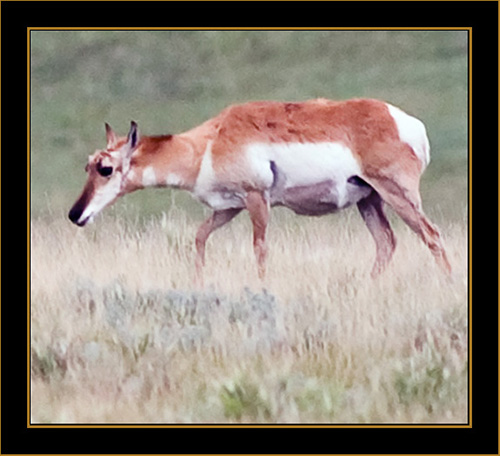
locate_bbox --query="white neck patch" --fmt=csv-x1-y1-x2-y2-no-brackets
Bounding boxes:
165,173,184,187
142,166,157,187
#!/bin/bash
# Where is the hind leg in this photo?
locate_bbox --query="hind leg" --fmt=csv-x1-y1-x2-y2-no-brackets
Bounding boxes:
364,174,452,274
357,191,397,277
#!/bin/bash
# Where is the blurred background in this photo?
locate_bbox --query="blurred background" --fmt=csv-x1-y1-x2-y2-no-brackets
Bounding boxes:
30,30,468,223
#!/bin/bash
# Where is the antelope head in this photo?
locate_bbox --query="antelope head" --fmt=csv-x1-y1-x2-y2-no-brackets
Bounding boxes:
68,121,139,226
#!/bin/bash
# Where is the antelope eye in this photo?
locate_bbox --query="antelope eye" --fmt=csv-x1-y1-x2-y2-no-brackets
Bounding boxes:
98,165,113,177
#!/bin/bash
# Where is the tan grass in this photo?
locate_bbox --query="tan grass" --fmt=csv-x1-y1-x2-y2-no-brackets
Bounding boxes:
30,207,468,424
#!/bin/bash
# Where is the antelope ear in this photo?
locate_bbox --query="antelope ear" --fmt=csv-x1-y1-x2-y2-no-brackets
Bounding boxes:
126,121,140,153
105,123,118,148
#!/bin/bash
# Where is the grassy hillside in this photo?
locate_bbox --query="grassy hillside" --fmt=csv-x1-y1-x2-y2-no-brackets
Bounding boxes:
30,30,468,221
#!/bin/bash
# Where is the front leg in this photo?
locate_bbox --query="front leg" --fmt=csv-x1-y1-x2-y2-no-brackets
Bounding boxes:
245,190,270,279
195,208,242,281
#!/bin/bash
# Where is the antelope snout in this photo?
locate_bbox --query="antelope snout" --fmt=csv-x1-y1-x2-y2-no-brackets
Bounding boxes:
68,207,83,226
68,203,90,227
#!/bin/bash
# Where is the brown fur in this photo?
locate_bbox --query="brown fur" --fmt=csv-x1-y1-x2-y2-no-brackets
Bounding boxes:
210,99,400,165
106,98,412,193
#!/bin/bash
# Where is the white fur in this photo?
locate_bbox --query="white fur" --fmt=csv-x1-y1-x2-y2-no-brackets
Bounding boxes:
142,166,157,187
247,141,362,187
194,140,214,193
126,169,136,184
194,140,220,206
79,177,122,224
194,140,245,210
195,140,365,211
386,103,430,168
165,173,183,187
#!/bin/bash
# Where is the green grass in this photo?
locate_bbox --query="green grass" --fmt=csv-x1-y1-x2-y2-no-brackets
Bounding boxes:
30,30,468,220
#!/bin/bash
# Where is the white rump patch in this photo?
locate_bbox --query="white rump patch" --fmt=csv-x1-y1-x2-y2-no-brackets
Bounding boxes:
387,103,430,168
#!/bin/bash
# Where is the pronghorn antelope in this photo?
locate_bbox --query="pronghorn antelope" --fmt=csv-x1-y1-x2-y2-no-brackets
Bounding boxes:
68,98,451,278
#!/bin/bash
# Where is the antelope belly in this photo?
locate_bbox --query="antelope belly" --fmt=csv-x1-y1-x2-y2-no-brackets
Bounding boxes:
275,179,372,215
246,141,370,213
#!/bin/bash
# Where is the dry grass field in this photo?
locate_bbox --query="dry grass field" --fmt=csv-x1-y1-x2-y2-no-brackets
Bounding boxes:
30,207,468,424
